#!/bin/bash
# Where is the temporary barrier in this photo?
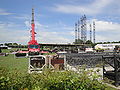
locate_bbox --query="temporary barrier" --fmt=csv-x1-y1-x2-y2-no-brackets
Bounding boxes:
28,55,47,73
28,55,65,73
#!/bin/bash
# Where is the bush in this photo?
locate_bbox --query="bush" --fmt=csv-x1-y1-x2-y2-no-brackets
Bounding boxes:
0,67,106,90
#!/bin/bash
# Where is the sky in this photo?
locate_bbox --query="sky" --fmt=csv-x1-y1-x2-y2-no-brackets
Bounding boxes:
0,0,120,44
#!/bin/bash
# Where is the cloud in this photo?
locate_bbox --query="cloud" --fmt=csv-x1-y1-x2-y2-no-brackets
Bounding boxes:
0,29,29,44
88,19,120,42
34,21,74,44
1,18,120,44
52,0,113,15
0,8,13,15
0,21,74,44
92,19,120,32
0,22,29,43
13,15,30,20
36,31,72,44
96,33,120,42
24,21,31,28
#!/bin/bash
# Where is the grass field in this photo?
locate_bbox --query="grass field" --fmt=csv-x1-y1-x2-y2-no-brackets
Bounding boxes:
0,48,54,73
0,54,28,73
2,48,28,53
0,48,28,73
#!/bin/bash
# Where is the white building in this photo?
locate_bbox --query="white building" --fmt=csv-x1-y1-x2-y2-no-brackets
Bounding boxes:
95,43,120,51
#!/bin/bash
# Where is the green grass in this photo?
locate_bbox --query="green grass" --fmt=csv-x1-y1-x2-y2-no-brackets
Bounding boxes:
1,48,28,53
105,86,117,90
0,54,28,73
1,49,14,53
0,48,55,73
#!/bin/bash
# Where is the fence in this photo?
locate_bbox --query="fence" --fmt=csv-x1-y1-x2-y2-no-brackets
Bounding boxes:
65,52,120,86
103,52,120,86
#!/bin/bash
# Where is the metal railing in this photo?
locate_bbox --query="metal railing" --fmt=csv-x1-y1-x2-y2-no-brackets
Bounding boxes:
65,52,120,86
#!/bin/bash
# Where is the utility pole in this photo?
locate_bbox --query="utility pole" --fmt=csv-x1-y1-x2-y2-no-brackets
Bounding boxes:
90,24,92,42
75,22,77,43
78,20,80,40
93,21,95,44
81,16,84,42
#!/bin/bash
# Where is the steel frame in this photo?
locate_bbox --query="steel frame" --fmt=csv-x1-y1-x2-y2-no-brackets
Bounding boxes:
103,52,120,86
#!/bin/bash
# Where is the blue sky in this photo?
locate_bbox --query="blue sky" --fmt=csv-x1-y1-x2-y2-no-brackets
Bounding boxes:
0,0,120,44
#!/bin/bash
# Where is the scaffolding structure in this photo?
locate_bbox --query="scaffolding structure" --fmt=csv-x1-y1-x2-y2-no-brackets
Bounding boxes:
74,15,96,44
78,20,80,40
75,23,78,43
89,24,92,42
81,15,87,43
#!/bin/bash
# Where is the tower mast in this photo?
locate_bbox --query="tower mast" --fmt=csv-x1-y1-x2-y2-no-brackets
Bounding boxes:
90,24,92,41
31,8,36,41
93,21,95,44
78,20,80,40
75,22,78,43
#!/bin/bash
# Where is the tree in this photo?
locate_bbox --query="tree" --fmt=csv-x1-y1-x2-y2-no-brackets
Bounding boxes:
85,40,92,44
4,43,9,46
13,43,18,46
73,39,83,44
0,47,2,53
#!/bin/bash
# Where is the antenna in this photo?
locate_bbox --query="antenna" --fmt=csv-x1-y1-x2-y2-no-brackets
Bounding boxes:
93,21,95,43
75,22,77,43
90,24,92,42
31,8,36,41
31,8,34,24
78,20,80,40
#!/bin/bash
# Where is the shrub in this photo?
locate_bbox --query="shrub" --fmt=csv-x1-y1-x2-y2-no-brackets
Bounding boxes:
0,67,106,90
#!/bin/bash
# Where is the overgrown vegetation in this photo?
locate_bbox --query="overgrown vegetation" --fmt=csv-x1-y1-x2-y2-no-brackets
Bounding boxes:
0,54,117,90
0,67,107,90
